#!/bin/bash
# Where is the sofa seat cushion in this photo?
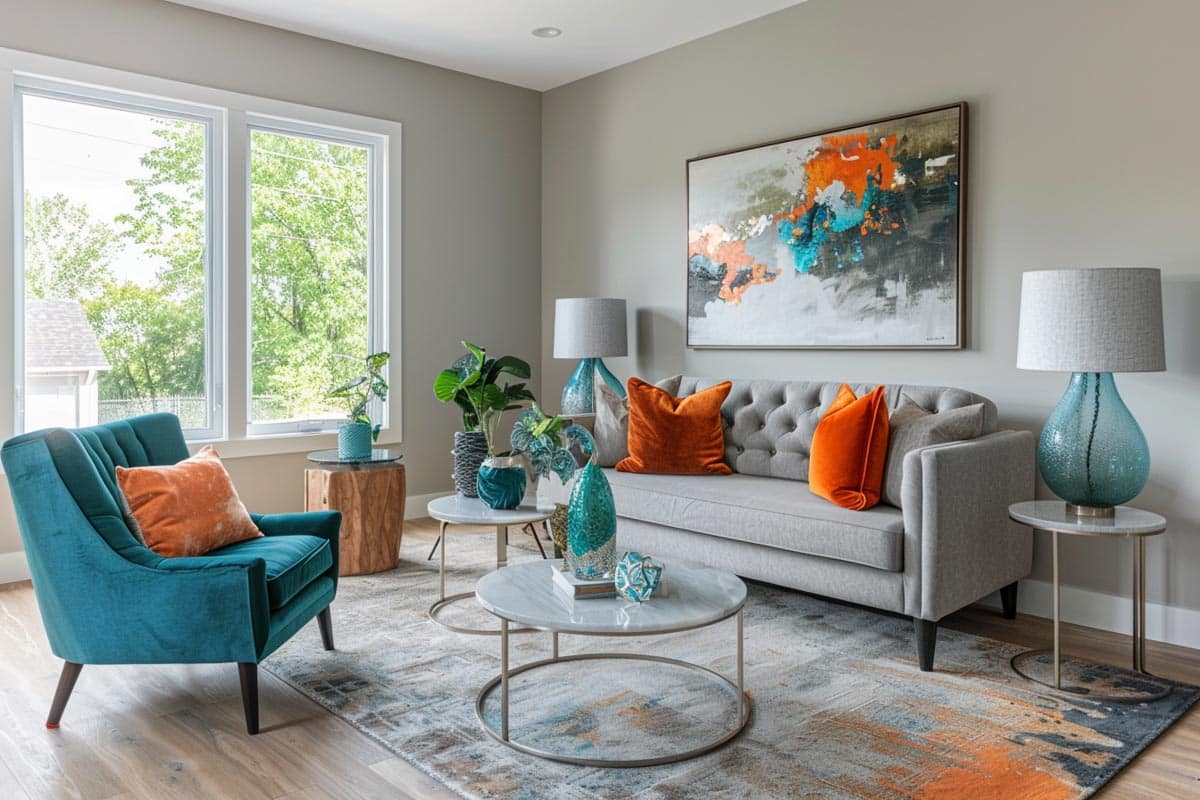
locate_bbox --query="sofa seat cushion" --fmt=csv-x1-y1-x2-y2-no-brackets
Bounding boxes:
204,534,333,609
604,470,904,571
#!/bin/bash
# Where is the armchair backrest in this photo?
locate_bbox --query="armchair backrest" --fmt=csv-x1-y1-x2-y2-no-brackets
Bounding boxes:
2,412,190,586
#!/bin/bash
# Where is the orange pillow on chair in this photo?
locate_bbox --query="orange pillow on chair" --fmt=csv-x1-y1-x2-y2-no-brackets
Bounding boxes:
616,378,733,475
116,445,263,558
809,384,890,510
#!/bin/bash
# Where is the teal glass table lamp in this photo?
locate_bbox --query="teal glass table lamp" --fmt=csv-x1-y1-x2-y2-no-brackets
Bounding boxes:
1016,268,1165,517
553,297,628,415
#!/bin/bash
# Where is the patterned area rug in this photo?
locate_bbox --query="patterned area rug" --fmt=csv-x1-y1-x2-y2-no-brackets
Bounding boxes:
263,532,1198,799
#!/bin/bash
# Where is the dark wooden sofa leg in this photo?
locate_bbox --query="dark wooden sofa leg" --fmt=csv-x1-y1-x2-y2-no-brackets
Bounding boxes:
914,619,938,672
237,663,259,735
1000,581,1019,620
317,607,334,651
46,661,83,729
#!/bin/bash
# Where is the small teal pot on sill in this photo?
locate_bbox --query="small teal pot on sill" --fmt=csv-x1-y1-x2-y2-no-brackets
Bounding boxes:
477,456,527,510
337,421,373,460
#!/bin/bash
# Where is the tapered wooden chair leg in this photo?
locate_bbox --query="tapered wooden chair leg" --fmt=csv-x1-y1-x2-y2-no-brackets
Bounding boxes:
46,661,83,729
237,663,259,735
317,607,334,651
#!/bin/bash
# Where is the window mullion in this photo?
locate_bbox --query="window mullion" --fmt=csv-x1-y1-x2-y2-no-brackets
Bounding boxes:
225,110,249,440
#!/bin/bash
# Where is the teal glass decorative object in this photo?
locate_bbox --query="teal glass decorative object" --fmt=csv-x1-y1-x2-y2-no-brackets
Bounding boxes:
614,552,663,603
1039,372,1150,511
476,457,526,510
567,461,617,579
337,422,373,460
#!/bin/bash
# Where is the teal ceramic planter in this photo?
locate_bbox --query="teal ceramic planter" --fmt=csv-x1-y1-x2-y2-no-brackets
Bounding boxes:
566,461,617,579
1039,371,1150,510
477,457,526,510
337,422,373,460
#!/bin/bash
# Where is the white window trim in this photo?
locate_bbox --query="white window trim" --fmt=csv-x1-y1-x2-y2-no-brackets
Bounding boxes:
13,75,228,441
0,47,402,460
244,114,388,438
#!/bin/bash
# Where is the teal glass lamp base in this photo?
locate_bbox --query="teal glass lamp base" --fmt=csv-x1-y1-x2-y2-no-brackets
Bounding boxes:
561,358,625,415
1038,372,1150,514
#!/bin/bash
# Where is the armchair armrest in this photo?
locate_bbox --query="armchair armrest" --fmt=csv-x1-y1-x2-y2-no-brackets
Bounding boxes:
65,555,272,665
251,510,342,575
900,430,1035,621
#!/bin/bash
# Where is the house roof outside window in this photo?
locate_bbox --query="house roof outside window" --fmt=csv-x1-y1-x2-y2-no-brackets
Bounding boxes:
25,299,111,373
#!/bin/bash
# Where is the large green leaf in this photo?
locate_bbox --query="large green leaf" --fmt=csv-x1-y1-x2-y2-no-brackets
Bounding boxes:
462,341,485,368
486,355,531,383
433,369,465,402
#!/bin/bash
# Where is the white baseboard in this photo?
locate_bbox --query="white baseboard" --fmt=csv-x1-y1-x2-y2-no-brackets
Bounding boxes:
0,550,29,585
405,491,451,520
980,578,1200,651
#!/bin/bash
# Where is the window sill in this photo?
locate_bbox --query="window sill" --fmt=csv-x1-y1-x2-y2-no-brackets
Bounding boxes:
189,430,400,460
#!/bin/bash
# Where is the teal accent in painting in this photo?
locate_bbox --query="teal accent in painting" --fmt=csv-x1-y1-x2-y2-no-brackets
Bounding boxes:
566,461,617,579
476,460,526,510
1038,372,1150,508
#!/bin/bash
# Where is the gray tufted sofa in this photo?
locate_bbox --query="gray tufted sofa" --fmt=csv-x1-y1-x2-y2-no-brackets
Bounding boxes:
607,377,1034,671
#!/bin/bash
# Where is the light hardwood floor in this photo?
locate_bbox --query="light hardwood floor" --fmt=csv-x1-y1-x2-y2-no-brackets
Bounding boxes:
0,517,1195,799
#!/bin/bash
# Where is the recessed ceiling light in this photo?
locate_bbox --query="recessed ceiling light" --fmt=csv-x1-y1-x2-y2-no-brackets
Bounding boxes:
531,27,562,38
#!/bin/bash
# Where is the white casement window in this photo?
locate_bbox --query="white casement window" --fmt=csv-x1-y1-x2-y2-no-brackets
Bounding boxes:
14,77,226,440
1,48,399,454
245,116,387,437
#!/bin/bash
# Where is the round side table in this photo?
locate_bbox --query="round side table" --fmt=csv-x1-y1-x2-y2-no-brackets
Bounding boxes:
305,449,405,575
1008,500,1170,702
425,494,552,635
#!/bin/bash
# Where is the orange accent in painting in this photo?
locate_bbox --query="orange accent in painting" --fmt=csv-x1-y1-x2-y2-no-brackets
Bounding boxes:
777,133,901,225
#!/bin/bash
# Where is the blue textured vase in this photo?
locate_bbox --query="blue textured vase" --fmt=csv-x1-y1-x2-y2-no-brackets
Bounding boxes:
337,422,373,460
1039,372,1150,510
476,457,526,510
566,461,617,579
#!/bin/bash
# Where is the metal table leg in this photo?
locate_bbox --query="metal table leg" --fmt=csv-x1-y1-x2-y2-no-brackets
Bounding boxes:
1053,530,1061,689
737,608,744,721
439,520,448,601
496,525,508,567
500,618,509,741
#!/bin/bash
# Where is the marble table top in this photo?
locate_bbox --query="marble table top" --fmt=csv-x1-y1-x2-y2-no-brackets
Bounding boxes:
475,559,747,635
1008,500,1166,537
427,493,554,525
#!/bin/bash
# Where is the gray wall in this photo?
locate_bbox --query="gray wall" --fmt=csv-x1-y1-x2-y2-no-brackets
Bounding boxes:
0,0,542,555
542,0,1200,616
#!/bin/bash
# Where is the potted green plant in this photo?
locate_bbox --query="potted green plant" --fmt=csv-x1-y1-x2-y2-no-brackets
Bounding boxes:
509,405,590,557
327,351,390,460
433,342,534,503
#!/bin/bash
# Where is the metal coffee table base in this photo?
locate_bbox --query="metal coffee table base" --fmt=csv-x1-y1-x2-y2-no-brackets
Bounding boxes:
476,613,750,768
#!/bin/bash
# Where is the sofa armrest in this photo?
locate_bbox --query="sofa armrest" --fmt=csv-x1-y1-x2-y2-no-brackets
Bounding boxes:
900,430,1035,621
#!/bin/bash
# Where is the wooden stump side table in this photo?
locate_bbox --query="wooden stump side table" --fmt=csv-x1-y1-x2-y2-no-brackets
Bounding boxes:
305,449,406,576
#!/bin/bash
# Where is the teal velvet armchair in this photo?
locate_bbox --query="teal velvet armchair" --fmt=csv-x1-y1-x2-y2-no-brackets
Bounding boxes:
1,413,340,735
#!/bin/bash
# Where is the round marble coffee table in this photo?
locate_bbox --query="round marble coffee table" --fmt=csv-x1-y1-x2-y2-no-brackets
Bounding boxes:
474,559,750,767
425,495,553,635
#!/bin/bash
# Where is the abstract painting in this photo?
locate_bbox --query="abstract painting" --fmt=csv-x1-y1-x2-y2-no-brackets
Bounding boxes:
687,103,966,348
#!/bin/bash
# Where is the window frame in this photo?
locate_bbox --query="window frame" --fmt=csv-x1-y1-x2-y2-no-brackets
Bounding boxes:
12,75,227,440
0,47,401,457
243,114,388,438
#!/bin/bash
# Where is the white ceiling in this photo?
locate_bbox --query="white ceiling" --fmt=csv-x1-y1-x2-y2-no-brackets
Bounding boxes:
166,0,809,91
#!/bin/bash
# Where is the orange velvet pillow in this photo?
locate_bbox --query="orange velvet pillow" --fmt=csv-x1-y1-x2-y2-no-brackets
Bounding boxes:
116,445,262,558
616,378,733,475
809,384,890,510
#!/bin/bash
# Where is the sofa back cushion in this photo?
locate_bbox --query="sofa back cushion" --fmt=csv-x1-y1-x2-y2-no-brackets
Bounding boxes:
674,377,997,481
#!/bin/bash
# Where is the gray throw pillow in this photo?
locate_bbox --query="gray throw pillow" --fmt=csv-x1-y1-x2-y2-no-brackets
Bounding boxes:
883,395,985,508
594,375,682,467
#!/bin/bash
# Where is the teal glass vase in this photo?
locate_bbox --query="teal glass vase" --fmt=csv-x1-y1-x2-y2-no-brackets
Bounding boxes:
476,457,526,510
1038,372,1150,511
337,422,373,460
566,461,617,579
560,358,626,415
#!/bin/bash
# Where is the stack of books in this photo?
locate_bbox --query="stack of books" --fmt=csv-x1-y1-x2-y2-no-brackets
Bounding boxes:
552,562,616,600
